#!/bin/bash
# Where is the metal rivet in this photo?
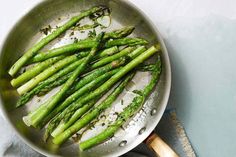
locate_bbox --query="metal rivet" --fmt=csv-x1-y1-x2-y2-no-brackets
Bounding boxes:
139,127,146,135
119,140,127,147
151,108,157,116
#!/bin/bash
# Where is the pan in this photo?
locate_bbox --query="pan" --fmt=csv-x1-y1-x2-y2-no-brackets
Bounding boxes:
0,0,175,156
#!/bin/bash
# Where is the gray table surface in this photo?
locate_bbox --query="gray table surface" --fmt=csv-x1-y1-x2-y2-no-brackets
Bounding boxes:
1,0,236,156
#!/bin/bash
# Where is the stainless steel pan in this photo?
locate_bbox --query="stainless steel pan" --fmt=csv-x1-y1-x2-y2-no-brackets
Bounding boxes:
0,0,173,156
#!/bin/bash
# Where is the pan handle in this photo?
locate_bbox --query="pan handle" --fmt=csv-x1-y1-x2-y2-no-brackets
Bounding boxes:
145,132,179,157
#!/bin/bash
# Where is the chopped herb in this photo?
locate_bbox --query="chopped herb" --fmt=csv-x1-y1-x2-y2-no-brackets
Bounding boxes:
72,133,81,142
102,123,105,126
100,115,106,119
132,90,143,96
88,29,96,38
74,38,79,43
121,99,124,105
70,31,74,36
113,112,119,116
40,25,52,35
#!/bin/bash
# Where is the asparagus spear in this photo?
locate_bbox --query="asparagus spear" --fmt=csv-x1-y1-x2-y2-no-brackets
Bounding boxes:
138,64,158,72
11,56,64,87
105,38,148,48
23,33,104,127
39,68,121,128
91,47,135,69
52,73,134,141
28,26,135,64
44,99,97,142
44,68,122,140
37,72,72,96
34,58,126,128
34,46,145,127
79,55,162,150
16,47,121,107
60,45,160,131
35,46,119,96
28,40,97,64
17,54,81,95
22,46,146,123
103,26,135,39
8,6,106,76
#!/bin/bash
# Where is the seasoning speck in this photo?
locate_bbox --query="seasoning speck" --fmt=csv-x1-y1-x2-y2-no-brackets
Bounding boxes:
70,31,74,37
121,99,124,105
40,25,52,35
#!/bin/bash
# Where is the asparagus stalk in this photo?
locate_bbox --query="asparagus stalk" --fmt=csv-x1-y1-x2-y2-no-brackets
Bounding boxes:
17,54,81,95
39,68,121,128
103,26,135,40
8,6,106,76
44,99,97,142
28,26,134,64
37,72,72,96
79,55,162,150
34,46,145,127
34,58,126,128
16,47,120,107
44,68,121,140
23,46,146,122
91,46,146,69
138,64,158,72
34,46,119,96
91,47,135,69
105,38,148,48
11,56,64,87
52,73,134,141
60,45,160,131
30,37,145,64
28,40,97,64
23,33,104,127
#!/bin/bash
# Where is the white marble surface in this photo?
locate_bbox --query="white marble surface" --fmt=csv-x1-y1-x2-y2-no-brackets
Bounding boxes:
1,0,236,156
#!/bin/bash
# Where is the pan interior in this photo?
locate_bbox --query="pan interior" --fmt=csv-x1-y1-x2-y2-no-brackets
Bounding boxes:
0,0,171,157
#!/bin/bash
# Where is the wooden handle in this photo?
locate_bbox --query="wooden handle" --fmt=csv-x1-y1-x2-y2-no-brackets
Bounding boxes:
145,133,179,157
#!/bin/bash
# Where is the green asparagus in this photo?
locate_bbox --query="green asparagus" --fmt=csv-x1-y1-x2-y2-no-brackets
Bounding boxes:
44,99,97,142
11,56,64,87
29,46,145,128
44,68,121,140
64,46,159,121
24,33,104,127
52,46,160,145
91,47,135,69
52,73,134,142
34,58,126,128
79,55,162,150
17,54,81,95
28,26,134,64
8,6,106,76
16,47,121,107
105,38,148,48
103,26,135,40
38,68,121,129
28,40,97,64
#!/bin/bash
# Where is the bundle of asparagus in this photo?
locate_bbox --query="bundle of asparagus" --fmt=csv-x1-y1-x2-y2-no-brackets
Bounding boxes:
9,6,162,150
